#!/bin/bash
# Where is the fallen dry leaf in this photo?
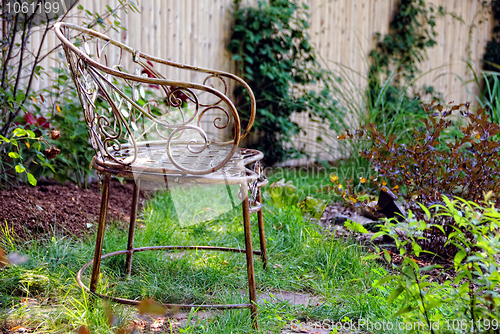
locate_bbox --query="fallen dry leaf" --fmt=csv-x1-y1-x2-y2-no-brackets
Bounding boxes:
44,147,60,159
0,247,9,268
8,326,28,332
137,298,167,316
51,130,61,140
78,325,90,334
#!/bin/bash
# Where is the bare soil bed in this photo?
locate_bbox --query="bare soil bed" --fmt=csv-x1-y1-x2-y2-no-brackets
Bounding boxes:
0,179,147,240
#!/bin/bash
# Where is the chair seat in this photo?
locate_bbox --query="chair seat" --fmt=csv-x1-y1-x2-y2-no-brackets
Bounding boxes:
93,141,263,184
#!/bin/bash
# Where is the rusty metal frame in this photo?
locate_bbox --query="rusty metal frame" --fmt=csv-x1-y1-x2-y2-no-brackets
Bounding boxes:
54,22,267,330
77,246,263,308
77,177,267,330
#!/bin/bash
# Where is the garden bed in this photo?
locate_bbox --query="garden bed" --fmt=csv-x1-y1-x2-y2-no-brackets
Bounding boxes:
0,180,147,240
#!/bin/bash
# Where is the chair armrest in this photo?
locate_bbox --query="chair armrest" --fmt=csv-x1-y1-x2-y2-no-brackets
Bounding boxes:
136,53,256,142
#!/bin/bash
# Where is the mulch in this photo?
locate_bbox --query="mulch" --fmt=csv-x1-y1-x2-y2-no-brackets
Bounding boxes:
0,179,147,241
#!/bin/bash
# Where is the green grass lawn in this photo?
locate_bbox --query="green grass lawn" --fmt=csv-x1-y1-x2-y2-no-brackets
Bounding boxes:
0,179,400,333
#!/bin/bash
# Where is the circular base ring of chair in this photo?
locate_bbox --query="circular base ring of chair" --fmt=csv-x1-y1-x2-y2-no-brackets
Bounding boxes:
76,245,262,309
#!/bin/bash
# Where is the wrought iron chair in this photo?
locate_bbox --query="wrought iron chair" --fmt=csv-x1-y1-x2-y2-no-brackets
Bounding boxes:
54,22,267,328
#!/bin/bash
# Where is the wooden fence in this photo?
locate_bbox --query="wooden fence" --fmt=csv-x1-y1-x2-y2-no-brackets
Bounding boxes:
31,0,495,165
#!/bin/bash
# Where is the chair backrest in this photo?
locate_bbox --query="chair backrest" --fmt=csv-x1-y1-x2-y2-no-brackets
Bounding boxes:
54,22,256,175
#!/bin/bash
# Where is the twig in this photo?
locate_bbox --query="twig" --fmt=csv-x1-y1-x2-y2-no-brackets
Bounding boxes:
413,267,436,334
0,3,20,90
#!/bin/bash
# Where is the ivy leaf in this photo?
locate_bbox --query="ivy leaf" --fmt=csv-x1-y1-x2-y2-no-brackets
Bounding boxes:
8,152,20,159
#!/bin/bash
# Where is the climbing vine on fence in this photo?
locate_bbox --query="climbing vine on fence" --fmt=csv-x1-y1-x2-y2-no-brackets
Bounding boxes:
367,0,445,129
482,0,500,72
368,0,444,85
228,0,345,165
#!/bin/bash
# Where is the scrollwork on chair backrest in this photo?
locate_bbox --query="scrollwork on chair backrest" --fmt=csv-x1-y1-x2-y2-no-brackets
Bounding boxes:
54,22,253,175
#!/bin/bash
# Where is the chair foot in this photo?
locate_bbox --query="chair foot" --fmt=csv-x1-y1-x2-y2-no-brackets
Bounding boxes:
90,174,111,293
242,194,258,329
125,180,140,275
256,187,268,270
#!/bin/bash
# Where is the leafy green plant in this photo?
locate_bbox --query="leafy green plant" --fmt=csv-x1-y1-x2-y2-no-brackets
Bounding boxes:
46,94,95,188
267,179,300,209
266,178,326,220
227,0,345,165
367,196,500,334
0,126,53,186
0,0,138,188
340,101,500,259
369,0,444,85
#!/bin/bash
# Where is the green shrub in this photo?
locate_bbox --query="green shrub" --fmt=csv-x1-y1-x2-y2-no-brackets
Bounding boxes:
346,102,500,212
265,178,327,220
0,126,50,187
339,101,500,260
46,94,95,188
367,196,500,334
0,1,138,188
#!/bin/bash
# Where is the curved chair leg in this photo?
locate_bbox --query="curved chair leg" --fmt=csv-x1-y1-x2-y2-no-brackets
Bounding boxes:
256,187,267,270
242,189,258,330
90,174,111,293
125,180,140,275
